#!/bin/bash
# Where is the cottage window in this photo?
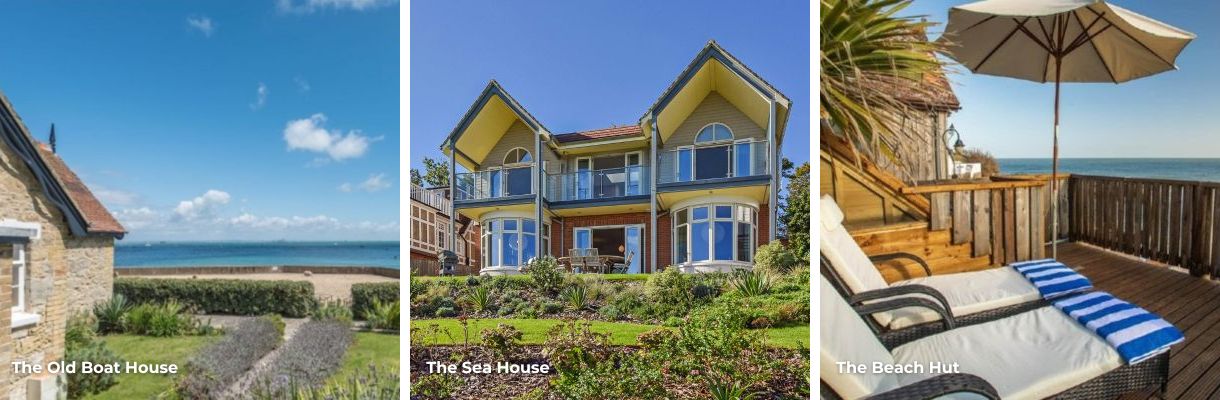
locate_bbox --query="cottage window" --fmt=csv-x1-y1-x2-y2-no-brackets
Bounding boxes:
673,204,757,265
482,218,548,268
11,244,25,313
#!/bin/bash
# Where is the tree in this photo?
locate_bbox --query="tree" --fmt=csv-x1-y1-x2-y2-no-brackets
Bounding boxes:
821,0,943,169
410,168,424,187
412,157,449,187
779,159,811,261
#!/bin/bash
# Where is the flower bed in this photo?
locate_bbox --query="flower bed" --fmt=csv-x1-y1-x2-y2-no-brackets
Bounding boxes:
177,316,283,399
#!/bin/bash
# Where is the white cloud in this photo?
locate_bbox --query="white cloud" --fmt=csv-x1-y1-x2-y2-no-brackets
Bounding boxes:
229,213,340,230
114,207,160,230
282,114,374,161
186,16,215,37
276,0,396,13
339,173,391,193
250,83,268,110
92,186,139,207
173,189,231,221
294,76,311,93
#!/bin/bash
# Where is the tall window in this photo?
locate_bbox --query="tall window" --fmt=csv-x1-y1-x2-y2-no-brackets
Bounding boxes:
673,204,757,265
677,123,745,182
12,244,25,312
481,218,549,268
502,148,533,196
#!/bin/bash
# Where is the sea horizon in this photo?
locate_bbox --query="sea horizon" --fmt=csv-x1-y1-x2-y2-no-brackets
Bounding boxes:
998,158,1220,183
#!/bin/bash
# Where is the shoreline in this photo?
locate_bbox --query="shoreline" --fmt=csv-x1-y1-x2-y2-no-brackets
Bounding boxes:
114,265,400,279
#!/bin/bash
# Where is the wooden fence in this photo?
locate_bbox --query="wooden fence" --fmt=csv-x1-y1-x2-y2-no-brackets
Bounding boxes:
1068,174,1220,277
902,179,1050,266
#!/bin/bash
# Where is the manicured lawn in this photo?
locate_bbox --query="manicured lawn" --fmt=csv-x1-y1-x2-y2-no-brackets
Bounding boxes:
413,274,649,283
330,331,400,381
763,325,810,349
86,335,219,400
412,318,808,349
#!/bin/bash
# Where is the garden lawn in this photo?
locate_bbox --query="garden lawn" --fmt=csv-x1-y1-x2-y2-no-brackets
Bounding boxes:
330,331,400,382
86,335,219,400
413,319,808,349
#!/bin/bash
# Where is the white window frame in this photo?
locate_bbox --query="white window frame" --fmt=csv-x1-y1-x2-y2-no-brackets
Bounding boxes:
733,138,753,177
482,218,547,268
672,203,757,266
11,244,25,313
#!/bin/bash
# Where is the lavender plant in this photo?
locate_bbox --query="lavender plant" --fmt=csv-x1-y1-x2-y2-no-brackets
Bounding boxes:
252,320,354,397
177,316,282,399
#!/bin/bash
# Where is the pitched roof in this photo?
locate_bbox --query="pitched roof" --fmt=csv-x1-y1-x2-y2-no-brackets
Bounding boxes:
641,40,792,122
0,89,125,238
34,144,126,235
553,125,643,144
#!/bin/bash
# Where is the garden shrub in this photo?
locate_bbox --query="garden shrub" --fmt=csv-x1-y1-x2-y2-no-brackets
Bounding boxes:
753,242,800,276
481,323,523,361
66,313,97,348
65,338,123,399
562,286,588,311
542,320,613,381
178,317,283,399
252,320,354,397
122,300,197,337
636,328,677,350
409,277,427,301
366,298,400,331
540,301,563,315
731,270,772,297
435,306,456,317
644,268,694,317
597,305,622,321
352,282,399,319
521,256,564,295
313,299,354,324
116,277,316,317
410,374,463,400
550,351,666,400
462,285,492,313
92,294,128,334
265,364,400,400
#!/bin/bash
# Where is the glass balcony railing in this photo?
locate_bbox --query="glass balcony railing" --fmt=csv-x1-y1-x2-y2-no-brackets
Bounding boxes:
454,166,536,201
546,165,650,202
657,139,769,184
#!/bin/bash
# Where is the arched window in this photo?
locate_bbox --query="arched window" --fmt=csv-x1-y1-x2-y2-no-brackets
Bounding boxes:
504,148,533,164
695,123,733,143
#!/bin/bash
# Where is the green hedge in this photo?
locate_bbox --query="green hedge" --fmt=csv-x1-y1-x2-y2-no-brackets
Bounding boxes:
351,282,399,319
114,278,317,318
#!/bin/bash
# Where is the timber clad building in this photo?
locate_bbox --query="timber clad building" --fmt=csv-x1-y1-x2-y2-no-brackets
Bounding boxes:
0,90,125,399
440,41,791,274
409,184,480,274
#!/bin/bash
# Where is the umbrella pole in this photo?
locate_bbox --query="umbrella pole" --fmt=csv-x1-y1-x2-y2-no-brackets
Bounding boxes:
1051,58,1062,259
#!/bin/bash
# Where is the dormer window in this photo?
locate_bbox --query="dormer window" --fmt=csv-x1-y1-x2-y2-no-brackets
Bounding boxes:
504,148,532,164
695,123,733,143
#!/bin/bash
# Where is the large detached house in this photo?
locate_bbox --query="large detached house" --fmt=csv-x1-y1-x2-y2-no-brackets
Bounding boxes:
0,90,125,399
440,41,790,275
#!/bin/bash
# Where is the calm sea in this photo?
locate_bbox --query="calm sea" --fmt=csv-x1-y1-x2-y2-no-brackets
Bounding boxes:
1000,158,1220,183
114,241,400,269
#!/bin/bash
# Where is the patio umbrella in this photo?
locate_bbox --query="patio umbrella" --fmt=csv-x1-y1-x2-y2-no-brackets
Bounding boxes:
938,0,1194,257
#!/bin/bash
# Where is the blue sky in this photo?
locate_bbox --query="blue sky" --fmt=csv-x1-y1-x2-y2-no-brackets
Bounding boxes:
0,1,399,242
905,0,1216,159
409,0,811,173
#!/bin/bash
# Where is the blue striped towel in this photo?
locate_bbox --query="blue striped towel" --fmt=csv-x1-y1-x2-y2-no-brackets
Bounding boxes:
1009,259,1094,299
1053,291,1184,364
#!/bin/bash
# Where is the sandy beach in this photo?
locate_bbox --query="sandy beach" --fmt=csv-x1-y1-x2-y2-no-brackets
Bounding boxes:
137,273,398,301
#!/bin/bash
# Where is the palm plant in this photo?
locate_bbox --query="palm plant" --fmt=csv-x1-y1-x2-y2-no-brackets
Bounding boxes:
562,286,589,311
731,270,772,297
821,0,945,167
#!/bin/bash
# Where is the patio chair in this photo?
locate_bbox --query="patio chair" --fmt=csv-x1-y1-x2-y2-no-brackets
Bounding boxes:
568,248,587,273
820,195,1051,346
611,251,634,274
819,276,1169,400
583,248,601,274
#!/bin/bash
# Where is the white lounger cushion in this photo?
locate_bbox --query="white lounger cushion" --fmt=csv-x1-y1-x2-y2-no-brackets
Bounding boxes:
820,277,902,398
893,307,1123,400
820,195,890,293
885,268,1042,329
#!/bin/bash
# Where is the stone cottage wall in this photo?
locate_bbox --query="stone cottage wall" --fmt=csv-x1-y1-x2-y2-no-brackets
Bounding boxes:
64,236,114,314
0,140,72,400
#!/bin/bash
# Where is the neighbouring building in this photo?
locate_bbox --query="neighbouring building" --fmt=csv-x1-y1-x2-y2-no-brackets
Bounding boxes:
409,184,480,275
439,41,790,275
0,90,125,399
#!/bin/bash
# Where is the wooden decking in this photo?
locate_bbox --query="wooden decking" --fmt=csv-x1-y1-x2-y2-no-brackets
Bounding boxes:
1060,242,1220,399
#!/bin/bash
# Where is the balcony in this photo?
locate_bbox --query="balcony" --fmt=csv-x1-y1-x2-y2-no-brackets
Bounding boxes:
546,166,650,203
410,184,452,215
453,166,536,202
657,139,770,185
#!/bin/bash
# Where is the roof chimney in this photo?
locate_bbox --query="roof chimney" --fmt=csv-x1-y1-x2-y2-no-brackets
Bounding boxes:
48,124,57,153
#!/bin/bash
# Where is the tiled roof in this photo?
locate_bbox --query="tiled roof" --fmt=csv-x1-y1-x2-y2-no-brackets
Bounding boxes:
34,144,126,235
553,125,643,143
